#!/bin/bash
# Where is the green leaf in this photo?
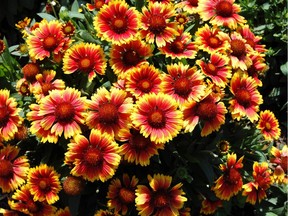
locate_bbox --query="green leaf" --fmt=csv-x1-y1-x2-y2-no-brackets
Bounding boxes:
71,0,80,12
68,11,85,20
280,61,288,76
37,13,56,21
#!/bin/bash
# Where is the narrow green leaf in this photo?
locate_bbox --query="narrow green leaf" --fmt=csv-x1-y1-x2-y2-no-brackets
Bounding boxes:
280,61,288,76
37,13,56,21
71,0,79,12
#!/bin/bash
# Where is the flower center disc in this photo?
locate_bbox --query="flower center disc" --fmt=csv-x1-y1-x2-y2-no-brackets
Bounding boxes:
39,179,51,192
98,103,118,124
138,79,152,93
196,101,218,121
226,168,241,184
119,188,136,204
55,102,75,123
189,0,198,6
174,77,191,97
208,36,221,48
235,89,251,107
148,110,166,128
0,106,9,128
230,39,246,57
43,36,57,51
27,200,40,213
205,63,217,75
265,122,271,130
23,63,40,82
42,83,53,96
216,1,233,17
123,50,140,66
84,148,102,166
149,15,166,34
170,41,185,54
0,159,13,177
131,131,149,149
111,17,127,34
154,192,169,208
79,58,92,71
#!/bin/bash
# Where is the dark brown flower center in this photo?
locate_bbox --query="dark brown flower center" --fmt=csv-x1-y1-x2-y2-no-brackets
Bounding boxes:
26,200,40,213
55,102,75,123
149,15,166,34
0,106,10,128
230,39,246,57
20,81,30,95
43,36,58,51
208,36,221,48
205,63,217,76
39,178,51,192
173,77,191,97
153,191,169,208
111,17,128,34
216,1,233,17
225,168,241,184
196,100,218,121
188,0,198,6
122,50,141,66
137,79,152,93
148,110,166,128
235,89,251,107
98,103,118,125
63,176,85,196
84,148,102,166
130,130,150,149
42,83,54,95
22,63,40,83
119,187,136,204
0,159,13,177
170,41,185,54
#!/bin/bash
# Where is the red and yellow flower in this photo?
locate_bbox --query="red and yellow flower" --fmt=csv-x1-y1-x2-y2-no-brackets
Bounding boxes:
125,64,162,99
31,70,66,101
9,184,57,216
65,129,121,182
27,88,87,142
257,110,281,141
109,39,153,78
131,92,183,144
242,162,272,205
212,153,244,200
135,174,187,215
86,87,134,137
182,93,227,136
87,0,107,11
200,198,222,215
176,0,199,14
140,2,179,47
94,0,140,45
198,0,246,29
246,54,268,86
269,145,288,184
195,24,229,54
27,164,62,204
229,73,263,122
118,128,165,166
197,53,232,88
63,43,107,82
159,25,197,59
0,145,29,193
55,207,71,216
161,62,206,106
0,89,23,141
107,173,139,214
27,19,70,60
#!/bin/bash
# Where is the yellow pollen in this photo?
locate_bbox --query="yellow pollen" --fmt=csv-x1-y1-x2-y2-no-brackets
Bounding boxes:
80,58,91,68
141,81,150,89
114,19,124,28
150,112,163,124
265,122,271,130
43,36,56,48
39,180,48,190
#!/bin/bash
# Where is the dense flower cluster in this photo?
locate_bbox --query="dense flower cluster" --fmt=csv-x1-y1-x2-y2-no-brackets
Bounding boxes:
0,0,286,215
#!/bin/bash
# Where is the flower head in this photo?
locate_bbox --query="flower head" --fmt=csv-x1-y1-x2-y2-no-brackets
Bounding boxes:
212,153,244,200
257,110,281,141
131,93,183,144
107,173,139,214
63,43,107,82
86,87,134,137
140,2,179,47
65,129,121,182
27,20,70,60
94,0,140,45
229,73,263,122
198,0,246,29
27,164,62,204
0,145,29,193
0,89,23,141
109,39,153,78
135,174,187,215
200,198,222,215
